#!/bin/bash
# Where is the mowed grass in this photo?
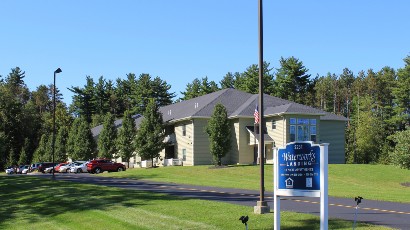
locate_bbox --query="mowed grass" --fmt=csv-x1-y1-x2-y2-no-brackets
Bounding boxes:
0,176,390,230
99,164,410,203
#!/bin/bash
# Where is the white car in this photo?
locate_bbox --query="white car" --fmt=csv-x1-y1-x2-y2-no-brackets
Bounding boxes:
59,161,86,173
5,167,15,174
21,165,30,174
44,167,54,173
70,162,89,173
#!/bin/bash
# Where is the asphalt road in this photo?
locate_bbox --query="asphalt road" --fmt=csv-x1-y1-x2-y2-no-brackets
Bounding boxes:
31,173,410,229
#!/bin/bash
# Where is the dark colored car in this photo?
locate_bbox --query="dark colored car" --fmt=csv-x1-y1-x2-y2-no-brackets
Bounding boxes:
87,159,126,174
38,162,58,173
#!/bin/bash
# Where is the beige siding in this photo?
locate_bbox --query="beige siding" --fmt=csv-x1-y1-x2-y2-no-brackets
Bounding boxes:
266,116,285,148
237,118,255,164
175,121,194,166
192,118,213,165
320,120,346,163
228,119,240,164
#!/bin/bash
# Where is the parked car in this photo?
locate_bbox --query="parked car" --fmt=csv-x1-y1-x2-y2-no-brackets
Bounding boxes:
87,159,126,174
44,167,54,173
59,161,85,173
16,165,26,174
70,162,89,173
20,165,30,174
30,162,41,171
38,162,58,173
54,162,69,172
5,166,15,174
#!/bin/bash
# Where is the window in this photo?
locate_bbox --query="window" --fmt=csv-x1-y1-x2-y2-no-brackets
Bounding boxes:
289,118,317,142
271,120,276,130
182,124,186,136
182,149,186,161
310,126,317,142
290,125,296,142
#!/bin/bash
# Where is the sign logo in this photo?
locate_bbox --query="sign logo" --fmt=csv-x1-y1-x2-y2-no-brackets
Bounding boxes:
277,142,320,191
285,178,294,188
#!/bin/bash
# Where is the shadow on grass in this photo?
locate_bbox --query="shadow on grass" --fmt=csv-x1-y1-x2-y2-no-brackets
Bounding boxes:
0,175,189,227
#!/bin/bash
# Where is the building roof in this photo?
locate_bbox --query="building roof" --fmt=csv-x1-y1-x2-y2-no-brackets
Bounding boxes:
91,114,142,139
92,88,347,137
160,88,348,123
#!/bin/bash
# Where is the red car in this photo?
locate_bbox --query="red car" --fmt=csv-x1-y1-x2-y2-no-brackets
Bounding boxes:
55,162,68,172
87,159,126,174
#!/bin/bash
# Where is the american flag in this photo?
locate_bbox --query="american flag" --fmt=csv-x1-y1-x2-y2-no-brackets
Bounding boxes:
254,104,259,124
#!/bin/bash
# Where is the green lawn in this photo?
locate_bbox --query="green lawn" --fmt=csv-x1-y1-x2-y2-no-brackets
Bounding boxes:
98,164,410,203
0,176,391,230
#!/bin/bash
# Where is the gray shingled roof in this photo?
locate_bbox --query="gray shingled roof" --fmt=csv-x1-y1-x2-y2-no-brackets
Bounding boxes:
160,88,347,122
91,114,142,138
92,88,347,137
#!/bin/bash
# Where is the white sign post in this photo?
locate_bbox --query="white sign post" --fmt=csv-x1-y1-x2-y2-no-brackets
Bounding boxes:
274,142,329,230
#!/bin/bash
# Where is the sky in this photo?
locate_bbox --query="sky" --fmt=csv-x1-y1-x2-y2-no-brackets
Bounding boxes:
1,0,409,106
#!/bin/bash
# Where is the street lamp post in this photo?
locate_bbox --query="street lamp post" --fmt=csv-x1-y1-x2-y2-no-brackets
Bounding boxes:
52,68,62,180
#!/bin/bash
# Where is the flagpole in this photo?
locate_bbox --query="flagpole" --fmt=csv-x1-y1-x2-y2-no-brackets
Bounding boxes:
254,0,270,214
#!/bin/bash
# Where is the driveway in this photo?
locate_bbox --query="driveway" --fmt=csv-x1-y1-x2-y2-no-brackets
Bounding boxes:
32,173,410,229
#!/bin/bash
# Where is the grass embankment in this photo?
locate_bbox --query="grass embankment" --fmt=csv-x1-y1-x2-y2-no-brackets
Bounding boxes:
0,176,390,230
100,164,410,203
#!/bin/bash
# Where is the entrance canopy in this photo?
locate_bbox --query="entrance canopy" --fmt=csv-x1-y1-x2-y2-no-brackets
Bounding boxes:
246,126,274,145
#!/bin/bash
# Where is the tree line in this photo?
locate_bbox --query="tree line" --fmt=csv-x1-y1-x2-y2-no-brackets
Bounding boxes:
0,55,409,170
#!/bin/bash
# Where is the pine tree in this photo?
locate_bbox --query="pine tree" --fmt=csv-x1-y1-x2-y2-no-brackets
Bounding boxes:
75,118,96,160
117,110,136,167
55,126,69,162
205,103,231,166
275,56,310,103
220,72,235,89
135,99,166,167
18,138,29,165
98,112,118,159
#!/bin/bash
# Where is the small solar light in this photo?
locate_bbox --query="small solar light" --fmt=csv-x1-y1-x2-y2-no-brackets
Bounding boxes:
239,215,249,230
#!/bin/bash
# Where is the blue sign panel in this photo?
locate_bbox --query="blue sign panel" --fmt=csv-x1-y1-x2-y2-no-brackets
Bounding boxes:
278,142,320,190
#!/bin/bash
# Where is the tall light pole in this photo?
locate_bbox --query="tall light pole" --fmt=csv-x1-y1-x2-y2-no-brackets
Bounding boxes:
254,0,270,214
52,68,62,180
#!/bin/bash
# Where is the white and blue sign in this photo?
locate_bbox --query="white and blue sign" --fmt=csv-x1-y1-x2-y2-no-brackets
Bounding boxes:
274,142,329,230
277,142,320,191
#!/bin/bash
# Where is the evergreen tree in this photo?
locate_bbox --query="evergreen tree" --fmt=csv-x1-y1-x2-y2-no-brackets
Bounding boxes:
205,103,231,166
180,78,201,100
135,99,166,167
7,148,16,167
98,112,118,159
0,132,6,168
55,126,69,162
67,118,81,159
69,76,95,123
67,118,95,160
393,56,410,130
33,134,49,162
220,72,235,89
18,138,30,165
314,73,335,112
275,56,310,103
350,96,384,163
117,110,136,167
74,118,96,160
235,62,274,95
